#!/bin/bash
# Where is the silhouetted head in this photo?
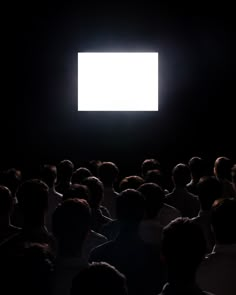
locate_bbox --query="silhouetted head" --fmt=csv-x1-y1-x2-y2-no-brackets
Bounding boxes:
116,189,145,227
141,158,161,178
15,243,53,295
144,169,163,187
214,156,233,181
62,184,89,202
2,168,22,196
197,176,222,210
57,159,74,183
172,163,191,188
98,161,119,187
0,185,13,217
87,160,102,177
71,167,92,185
162,218,206,280
188,156,205,180
82,176,104,209
41,165,57,188
211,198,236,244
17,179,49,226
138,183,164,219
119,175,144,192
71,262,128,295
52,198,91,256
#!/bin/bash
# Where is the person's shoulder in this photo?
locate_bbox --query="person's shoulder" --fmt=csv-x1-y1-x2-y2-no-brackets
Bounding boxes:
89,239,115,261
90,230,108,243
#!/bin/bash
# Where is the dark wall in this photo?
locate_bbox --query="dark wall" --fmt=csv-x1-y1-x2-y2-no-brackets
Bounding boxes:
2,3,235,170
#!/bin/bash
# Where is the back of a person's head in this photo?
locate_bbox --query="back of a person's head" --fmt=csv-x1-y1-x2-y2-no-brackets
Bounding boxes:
138,183,164,219
172,163,191,187
57,159,74,182
82,176,104,208
162,218,206,276
87,160,102,177
71,262,128,295
141,158,161,178
144,169,163,187
62,184,89,201
14,243,53,295
0,185,13,216
71,167,92,184
214,156,232,180
98,161,119,187
197,176,222,210
211,198,236,244
16,179,48,222
119,175,144,192
116,189,145,225
2,168,22,196
52,198,91,256
41,165,57,188
188,156,205,179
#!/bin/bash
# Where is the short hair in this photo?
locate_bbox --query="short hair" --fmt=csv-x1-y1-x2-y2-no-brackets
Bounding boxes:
138,183,164,219
197,176,222,210
71,262,128,295
16,179,49,220
52,199,91,255
41,165,57,188
188,156,205,179
214,157,232,180
57,159,74,181
71,167,92,184
162,218,206,275
172,163,191,187
116,189,145,224
62,184,89,201
119,175,144,192
82,176,104,208
144,169,163,187
211,198,236,244
0,185,13,215
98,162,119,186
141,158,161,177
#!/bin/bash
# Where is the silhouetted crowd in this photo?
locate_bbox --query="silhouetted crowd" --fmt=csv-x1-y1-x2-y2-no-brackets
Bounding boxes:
0,156,235,295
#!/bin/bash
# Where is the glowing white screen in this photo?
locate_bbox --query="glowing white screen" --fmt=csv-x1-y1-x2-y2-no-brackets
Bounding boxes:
78,52,158,111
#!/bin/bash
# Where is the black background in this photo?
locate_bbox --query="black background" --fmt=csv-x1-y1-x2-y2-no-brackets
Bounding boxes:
1,2,235,174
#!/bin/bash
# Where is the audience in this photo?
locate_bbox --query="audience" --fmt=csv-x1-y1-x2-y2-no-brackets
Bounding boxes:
213,156,235,199
165,163,200,217
138,183,179,244
119,175,144,191
0,179,55,255
0,185,20,244
56,159,74,195
98,161,119,219
71,167,92,185
159,217,214,295
197,198,236,295
0,155,235,295
191,176,222,253
51,199,91,295
71,262,128,295
82,176,112,233
90,189,166,295
187,156,206,195
41,165,62,232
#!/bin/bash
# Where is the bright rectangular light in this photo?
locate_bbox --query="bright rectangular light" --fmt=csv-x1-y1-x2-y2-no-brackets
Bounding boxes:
78,52,158,111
